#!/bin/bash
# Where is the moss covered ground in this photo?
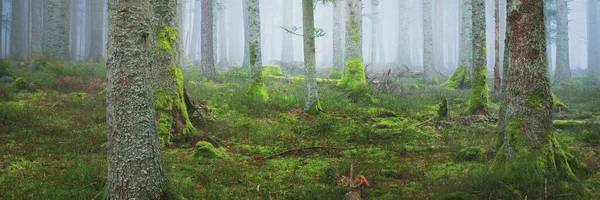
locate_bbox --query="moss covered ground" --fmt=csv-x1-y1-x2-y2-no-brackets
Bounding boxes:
0,59,599,199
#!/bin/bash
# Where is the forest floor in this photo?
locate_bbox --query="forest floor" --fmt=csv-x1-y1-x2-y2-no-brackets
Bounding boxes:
1,59,599,199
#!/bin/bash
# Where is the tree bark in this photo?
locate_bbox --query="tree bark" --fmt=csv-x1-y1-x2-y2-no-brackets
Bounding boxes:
190,1,202,60
493,0,576,179
303,0,320,113
218,5,229,68
333,0,345,71
422,0,434,82
369,0,377,64
106,0,165,198
588,0,599,74
88,0,104,62
44,0,71,62
554,0,571,84
10,0,24,58
245,0,267,101
31,0,43,53
201,0,216,81
458,0,473,71
467,0,489,115
281,0,294,62
494,0,501,92
397,0,409,67
242,0,251,68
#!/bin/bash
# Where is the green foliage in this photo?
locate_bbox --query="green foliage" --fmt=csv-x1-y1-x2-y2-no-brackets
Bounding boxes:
579,129,600,144
455,147,487,162
441,66,471,89
262,65,284,77
466,65,489,114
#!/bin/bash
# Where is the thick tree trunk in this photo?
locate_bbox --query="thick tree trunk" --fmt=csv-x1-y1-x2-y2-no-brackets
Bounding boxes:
152,0,196,146
422,0,434,82
494,0,576,179
10,0,24,58
397,0,409,67
44,0,70,62
494,0,500,92
31,0,43,53
281,0,294,62
467,0,489,115
106,0,165,198
333,0,345,71
554,0,571,84
246,0,267,101
201,0,216,80
458,0,472,71
303,0,320,113
338,0,367,89
88,0,104,62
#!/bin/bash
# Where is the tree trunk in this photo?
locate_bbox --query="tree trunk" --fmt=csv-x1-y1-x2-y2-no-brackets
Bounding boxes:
493,0,577,179
0,1,2,57
397,0,409,67
218,5,229,68
422,0,434,82
31,0,43,53
11,0,24,58
106,0,165,198
376,4,385,65
458,0,472,71
333,0,345,71
588,0,599,74
339,0,367,89
190,1,202,60
554,0,571,84
494,0,501,92
152,0,196,146
242,0,251,68
369,0,377,64
88,0,104,62
201,0,216,80
303,0,321,113
44,0,71,62
246,0,267,101
281,0,294,62
467,0,489,115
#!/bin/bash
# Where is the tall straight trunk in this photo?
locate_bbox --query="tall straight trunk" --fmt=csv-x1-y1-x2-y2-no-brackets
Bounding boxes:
423,0,434,82
69,0,77,60
467,0,489,115
201,0,216,80
303,0,320,113
433,0,444,71
333,0,344,71
152,0,196,146
88,0,104,61
106,0,165,198
0,1,2,57
44,0,70,62
218,6,229,68
248,0,262,77
190,1,202,60
31,0,43,53
242,0,251,68
494,0,577,180
397,0,409,67
338,0,367,90
84,0,92,59
494,0,501,92
281,0,294,61
588,0,599,74
458,0,472,71
554,0,571,83
369,0,377,64
212,2,217,64
10,0,24,58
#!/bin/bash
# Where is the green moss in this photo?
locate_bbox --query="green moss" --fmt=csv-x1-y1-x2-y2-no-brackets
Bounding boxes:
525,90,545,109
441,66,471,89
10,77,27,90
158,26,177,52
552,93,569,111
338,57,366,89
456,147,487,162
306,99,323,115
246,68,268,102
466,65,489,114
262,65,284,77
327,67,343,79
194,141,223,158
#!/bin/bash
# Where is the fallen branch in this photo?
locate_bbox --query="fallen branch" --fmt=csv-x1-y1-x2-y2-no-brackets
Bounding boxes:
416,118,435,127
257,146,342,161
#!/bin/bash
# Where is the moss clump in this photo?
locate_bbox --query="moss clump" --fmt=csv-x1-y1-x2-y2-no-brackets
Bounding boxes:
306,99,323,115
158,26,177,52
327,67,343,79
456,147,487,162
246,68,268,102
442,66,471,89
338,58,366,89
262,65,284,77
194,141,223,159
552,93,569,111
466,65,489,115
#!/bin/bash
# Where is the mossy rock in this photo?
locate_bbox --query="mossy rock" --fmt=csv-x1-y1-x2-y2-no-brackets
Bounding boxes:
194,141,223,159
262,65,284,77
456,147,487,162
